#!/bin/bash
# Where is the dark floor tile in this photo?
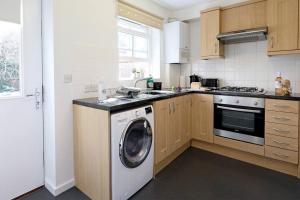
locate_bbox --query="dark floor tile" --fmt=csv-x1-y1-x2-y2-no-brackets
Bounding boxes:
21,187,90,200
22,148,300,200
130,148,300,200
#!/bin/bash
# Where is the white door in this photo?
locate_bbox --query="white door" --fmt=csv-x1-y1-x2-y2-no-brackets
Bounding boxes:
0,0,44,199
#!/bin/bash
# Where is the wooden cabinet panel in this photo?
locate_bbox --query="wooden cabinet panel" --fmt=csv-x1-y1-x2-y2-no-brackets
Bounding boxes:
267,0,299,52
265,122,298,139
154,99,170,164
265,146,298,164
221,7,239,33
238,1,266,31
171,97,184,152
200,9,223,59
221,1,267,33
265,111,299,126
191,94,214,143
182,95,192,143
266,134,298,151
266,99,299,114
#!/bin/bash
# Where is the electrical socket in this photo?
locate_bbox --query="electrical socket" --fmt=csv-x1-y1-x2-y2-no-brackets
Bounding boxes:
84,84,98,93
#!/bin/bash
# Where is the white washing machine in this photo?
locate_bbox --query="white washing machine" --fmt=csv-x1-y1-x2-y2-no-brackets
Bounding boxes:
111,105,154,200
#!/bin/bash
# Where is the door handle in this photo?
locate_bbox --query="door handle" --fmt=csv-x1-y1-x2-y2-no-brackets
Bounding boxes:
26,88,41,110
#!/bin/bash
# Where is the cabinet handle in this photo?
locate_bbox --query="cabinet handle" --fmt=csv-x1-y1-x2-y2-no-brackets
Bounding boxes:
272,140,289,146
169,103,172,114
215,43,217,54
272,116,291,121
270,36,274,48
273,152,289,158
273,104,289,108
273,128,290,133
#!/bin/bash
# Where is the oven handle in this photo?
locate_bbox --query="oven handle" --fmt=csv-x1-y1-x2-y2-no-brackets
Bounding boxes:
217,105,262,114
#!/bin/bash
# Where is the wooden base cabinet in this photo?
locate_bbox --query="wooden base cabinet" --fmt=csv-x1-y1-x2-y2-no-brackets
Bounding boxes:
191,94,214,143
154,96,192,166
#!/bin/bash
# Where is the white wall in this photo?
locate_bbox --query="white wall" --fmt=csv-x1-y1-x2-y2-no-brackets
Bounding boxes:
43,0,119,195
43,0,172,196
181,20,300,93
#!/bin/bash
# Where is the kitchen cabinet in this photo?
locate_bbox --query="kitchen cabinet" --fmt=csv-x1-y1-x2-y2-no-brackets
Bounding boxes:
265,99,299,164
182,95,192,144
221,0,266,33
191,94,214,143
154,96,191,165
200,8,224,59
267,0,299,55
165,21,190,63
154,99,170,164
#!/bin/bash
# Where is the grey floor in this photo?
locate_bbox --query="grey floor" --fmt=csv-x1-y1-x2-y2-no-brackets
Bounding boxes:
22,148,300,200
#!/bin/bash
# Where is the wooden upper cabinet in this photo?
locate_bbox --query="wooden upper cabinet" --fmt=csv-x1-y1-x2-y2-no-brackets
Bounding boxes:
267,0,299,53
221,1,267,33
191,94,214,143
200,8,223,59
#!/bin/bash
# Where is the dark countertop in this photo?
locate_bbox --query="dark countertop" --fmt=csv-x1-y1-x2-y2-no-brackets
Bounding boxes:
73,90,300,113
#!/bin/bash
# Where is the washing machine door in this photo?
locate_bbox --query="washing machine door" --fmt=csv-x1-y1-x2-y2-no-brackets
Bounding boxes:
119,118,153,168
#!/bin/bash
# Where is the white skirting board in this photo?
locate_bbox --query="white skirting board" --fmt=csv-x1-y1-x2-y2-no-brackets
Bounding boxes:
45,178,75,196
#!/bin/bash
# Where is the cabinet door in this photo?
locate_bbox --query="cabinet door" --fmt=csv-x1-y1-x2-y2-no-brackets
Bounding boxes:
170,97,184,152
182,95,192,144
154,99,170,164
191,94,214,143
200,9,223,59
267,0,299,52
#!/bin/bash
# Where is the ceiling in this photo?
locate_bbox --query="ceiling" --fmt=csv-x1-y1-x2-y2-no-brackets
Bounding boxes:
152,0,211,10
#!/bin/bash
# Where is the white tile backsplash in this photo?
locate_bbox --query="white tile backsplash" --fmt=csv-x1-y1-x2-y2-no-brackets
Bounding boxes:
182,20,300,93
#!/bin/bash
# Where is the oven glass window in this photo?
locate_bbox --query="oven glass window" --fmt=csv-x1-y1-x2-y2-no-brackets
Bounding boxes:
222,110,255,133
214,105,264,137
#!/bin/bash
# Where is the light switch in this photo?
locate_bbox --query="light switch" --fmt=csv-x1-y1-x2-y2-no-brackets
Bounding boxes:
64,74,72,84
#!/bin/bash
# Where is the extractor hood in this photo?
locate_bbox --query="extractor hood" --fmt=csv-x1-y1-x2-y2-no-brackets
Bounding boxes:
217,27,268,44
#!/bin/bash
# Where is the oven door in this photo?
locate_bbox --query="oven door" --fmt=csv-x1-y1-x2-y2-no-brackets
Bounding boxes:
214,104,265,145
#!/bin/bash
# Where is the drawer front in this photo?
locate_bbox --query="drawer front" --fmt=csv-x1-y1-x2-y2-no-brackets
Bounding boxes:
265,111,299,126
265,122,298,139
265,146,298,164
266,99,299,114
265,134,298,151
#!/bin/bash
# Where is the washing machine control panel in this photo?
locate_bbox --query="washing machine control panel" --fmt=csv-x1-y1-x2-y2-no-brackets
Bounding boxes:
145,107,152,114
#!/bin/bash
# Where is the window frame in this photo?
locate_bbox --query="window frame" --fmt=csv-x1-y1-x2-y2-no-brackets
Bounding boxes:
118,17,154,81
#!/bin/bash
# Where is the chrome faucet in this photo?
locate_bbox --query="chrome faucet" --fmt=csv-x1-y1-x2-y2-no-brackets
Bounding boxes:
134,77,150,88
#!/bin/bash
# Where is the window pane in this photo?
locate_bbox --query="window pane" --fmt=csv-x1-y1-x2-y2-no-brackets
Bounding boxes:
134,36,148,52
0,20,21,97
133,51,148,59
118,18,131,29
119,49,132,57
118,32,132,50
130,23,148,34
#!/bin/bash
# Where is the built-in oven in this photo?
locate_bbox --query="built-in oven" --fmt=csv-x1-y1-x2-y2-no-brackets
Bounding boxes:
214,95,265,145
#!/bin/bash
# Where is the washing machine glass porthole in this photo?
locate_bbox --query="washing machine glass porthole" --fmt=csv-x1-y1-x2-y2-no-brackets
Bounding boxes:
119,118,153,168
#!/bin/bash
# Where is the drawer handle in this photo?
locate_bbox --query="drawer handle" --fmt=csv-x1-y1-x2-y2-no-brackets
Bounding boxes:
273,153,289,158
273,140,290,146
273,128,290,133
272,116,291,121
273,104,290,108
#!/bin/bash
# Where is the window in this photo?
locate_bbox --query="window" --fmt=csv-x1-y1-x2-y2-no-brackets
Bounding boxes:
0,20,21,97
118,18,160,81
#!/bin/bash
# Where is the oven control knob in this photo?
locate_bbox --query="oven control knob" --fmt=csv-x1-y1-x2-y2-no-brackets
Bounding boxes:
236,100,240,104
219,99,223,102
254,102,258,106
